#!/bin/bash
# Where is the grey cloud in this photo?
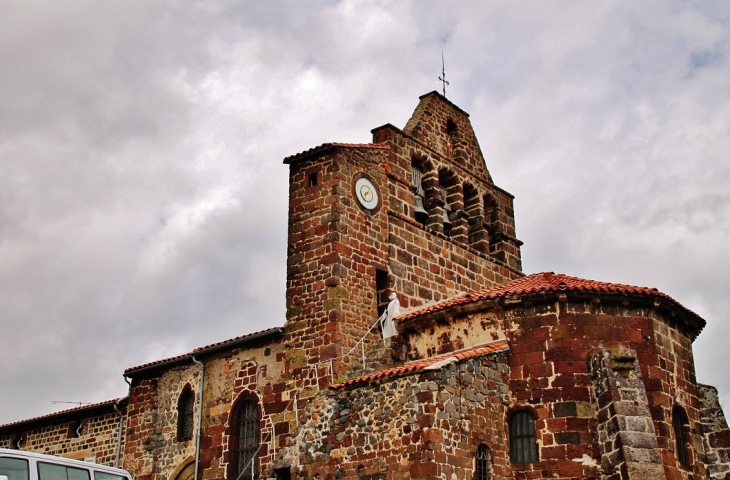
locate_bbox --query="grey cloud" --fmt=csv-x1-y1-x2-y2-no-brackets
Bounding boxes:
1,1,729,423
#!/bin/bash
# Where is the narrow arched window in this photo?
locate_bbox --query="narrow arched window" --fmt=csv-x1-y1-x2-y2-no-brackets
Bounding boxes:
475,444,492,480
411,160,428,225
673,406,691,467
231,398,259,480
509,410,538,464
177,386,194,441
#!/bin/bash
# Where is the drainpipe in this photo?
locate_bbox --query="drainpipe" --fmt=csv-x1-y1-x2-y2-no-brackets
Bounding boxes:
115,376,132,468
191,357,205,480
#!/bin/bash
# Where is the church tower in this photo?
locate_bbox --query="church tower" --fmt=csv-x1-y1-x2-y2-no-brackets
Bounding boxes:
282,92,523,378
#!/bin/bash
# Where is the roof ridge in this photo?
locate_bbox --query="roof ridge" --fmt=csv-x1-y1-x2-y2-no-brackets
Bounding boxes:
397,271,701,325
0,398,125,430
283,142,390,164
124,326,283,375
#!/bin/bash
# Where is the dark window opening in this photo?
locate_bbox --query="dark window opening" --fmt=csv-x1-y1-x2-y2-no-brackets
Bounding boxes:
11,433,25,450
375,268,389,317
673,406,691,467
446,118,458,135
484,196,500,253
274,468,291,480
231,399,259,480
475,444,492,480
67,421,84,439
446,119,459,158
509,410,538,464
438,169,457,237
308,172,318,188
441,186,452,236
411,162,428,225
177,386,195,441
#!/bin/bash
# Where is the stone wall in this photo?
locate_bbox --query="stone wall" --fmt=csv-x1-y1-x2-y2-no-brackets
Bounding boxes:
0,406,123,466
400,293,711,479
285,147,390,371
386,214,517,309
374,92,522,274
122,336,288,480
698,384,730,479
592,347,665,480
284,92,523,388
122,369,199,480
286,351,511,480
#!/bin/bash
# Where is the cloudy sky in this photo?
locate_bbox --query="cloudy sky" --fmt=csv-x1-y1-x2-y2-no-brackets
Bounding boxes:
1,1,729,424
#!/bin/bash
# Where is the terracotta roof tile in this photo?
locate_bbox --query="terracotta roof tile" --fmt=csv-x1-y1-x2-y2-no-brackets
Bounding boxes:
191,326,282,354
124,351,190,375
283,142,389,164
330,340,509,389
124,327,283,375
397,272,703,326
0,398,125,430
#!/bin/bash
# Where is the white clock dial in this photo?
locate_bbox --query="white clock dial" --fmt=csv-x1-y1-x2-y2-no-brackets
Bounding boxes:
355,177,379,210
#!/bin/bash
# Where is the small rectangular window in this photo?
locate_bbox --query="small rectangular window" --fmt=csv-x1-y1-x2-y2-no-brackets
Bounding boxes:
509,410,538,464
308,172,318,187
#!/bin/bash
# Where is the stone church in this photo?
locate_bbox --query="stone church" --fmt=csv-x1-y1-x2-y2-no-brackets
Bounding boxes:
2,92,729,480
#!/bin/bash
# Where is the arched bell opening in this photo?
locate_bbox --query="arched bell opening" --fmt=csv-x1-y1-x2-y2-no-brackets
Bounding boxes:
438,168,460,237
483,195,501,254
411,158,430,226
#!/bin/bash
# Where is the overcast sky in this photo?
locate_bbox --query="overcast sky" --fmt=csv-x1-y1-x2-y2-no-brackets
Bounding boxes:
1,1,729,425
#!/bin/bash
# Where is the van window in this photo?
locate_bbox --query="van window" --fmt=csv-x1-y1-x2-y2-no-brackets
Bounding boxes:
38,462,90,480
94,473,127,480
0,457,29,480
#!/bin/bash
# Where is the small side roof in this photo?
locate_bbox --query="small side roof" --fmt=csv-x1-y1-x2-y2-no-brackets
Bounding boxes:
0,398,127,431
330,340,509,389
124,326,283,376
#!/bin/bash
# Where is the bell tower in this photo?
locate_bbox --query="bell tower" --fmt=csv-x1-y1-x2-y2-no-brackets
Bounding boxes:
282,92,523,380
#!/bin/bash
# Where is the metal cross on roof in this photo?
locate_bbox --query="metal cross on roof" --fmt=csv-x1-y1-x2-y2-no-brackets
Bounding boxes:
438,52,450,97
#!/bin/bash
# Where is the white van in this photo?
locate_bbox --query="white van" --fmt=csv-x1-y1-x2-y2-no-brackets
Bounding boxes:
0,449,132,480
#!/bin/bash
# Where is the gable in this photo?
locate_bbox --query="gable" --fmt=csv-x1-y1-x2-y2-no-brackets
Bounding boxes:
403,91,492,183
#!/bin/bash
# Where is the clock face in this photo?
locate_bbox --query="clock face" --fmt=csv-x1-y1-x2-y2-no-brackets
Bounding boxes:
355,177,379,210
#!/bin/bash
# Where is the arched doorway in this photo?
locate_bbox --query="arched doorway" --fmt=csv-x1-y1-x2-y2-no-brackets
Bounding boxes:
171,458,195,480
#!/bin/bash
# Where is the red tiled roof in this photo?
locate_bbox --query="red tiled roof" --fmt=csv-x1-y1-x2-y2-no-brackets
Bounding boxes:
283,142,390,164
0,398,125,430
330,340,509,389
191,326,282,354
398,272,703,325
124,327,283,375
124,351,190,375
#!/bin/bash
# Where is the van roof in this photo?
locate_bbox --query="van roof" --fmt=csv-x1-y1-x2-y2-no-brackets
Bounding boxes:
0,449,131,476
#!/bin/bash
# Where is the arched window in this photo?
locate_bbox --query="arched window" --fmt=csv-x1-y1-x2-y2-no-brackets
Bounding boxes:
475,444,492,480
438,168,458,237
673,406,691,467
230,398,259,480
483,195,500,253
177,386,195,441
411,160,429,225
509,410,538,464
